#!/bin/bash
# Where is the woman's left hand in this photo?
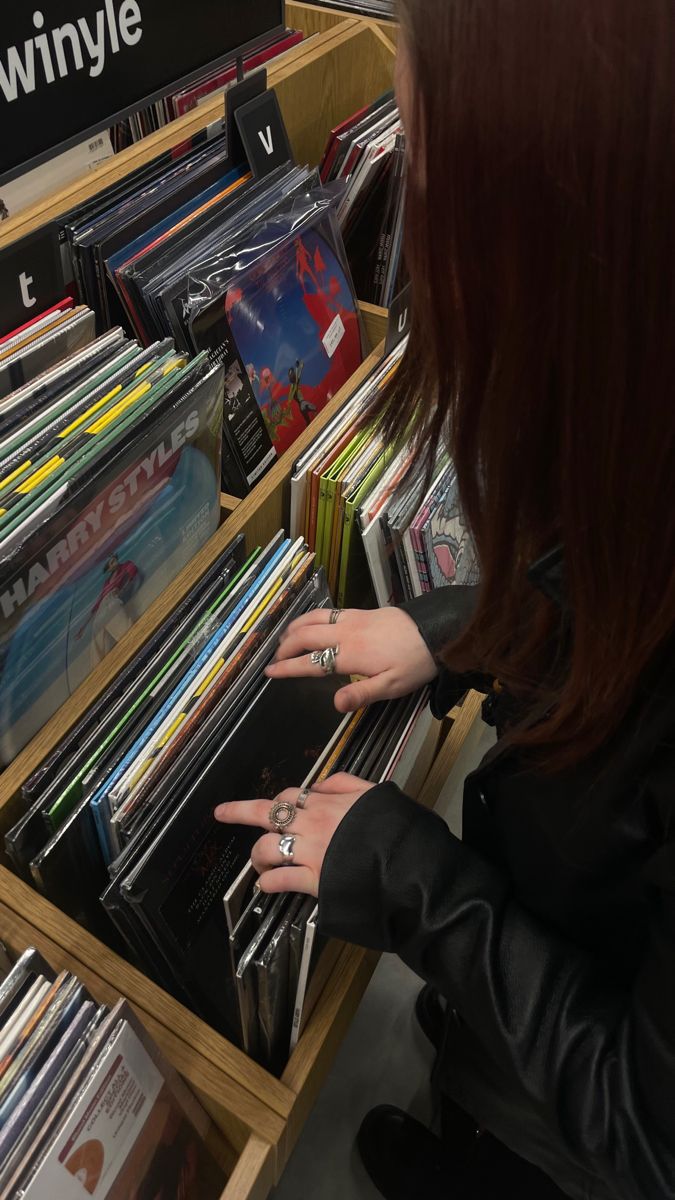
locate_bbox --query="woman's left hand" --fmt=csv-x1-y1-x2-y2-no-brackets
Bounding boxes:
214,773,375,898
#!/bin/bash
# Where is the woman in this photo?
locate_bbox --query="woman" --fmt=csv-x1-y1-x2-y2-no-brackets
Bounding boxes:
216,2,675,1197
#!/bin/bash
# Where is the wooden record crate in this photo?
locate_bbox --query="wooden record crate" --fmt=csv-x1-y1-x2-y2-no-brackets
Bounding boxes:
0,11,484,1198
0,696,481,1199
288,0,399,48
0,902,279,1200
0,350,484,1197
0,14,397,251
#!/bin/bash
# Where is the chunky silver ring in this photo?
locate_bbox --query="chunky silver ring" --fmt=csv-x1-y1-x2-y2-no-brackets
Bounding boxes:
279,834,296,862
269,800,296,832
310,646,339,675
329,609,342,625
296,787,311,810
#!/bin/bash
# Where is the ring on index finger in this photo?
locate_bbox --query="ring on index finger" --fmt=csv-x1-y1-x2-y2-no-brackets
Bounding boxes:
310,646,339,675
269,800,296,832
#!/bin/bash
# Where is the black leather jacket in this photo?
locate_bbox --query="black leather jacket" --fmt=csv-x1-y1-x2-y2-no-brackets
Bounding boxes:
318,580,675,1200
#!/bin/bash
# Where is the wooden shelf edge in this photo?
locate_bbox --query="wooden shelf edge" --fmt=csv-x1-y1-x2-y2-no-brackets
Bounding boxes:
416,690,484,812
221,1135,276,1200
359,300,389,351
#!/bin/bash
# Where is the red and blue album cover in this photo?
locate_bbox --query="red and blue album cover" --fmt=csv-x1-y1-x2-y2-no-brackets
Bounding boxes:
225,227,364,457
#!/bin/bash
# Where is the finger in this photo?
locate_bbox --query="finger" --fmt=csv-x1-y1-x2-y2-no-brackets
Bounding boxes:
278,609,335,640
265,653,335,680
334,672,396,712
214,797,303,831
311,772,372,795
257,866,317,896
273,627,345,663
251,832,307,872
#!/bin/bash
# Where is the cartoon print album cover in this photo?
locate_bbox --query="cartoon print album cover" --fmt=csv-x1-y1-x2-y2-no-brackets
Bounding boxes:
426,474,479,589
0,378,223,767
225,226,364,457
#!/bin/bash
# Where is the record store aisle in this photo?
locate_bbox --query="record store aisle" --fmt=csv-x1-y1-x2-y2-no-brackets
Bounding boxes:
272,717,496,1200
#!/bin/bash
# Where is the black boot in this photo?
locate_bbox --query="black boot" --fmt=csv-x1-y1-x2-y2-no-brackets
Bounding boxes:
357,1106,453,1200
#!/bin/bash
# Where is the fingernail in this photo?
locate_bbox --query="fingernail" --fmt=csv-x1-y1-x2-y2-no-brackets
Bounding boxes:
253,882,261,895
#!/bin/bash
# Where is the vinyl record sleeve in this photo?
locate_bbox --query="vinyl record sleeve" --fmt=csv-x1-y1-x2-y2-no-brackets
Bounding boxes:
107,567,332,870
18,1004,225,1200
11,534,245,831
235,894,291,1062
255,893,303,1074
88,534,289,859
0,328,128,449
0,1017,97,1196
120,673,347,1040
0,360,223,765
0,309,97,402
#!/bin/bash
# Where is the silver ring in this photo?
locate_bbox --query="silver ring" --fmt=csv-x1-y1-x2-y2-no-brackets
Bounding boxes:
279,834,296,862
329,609,342,625
296,787,310,810
310,646,339,675
269,800,296,832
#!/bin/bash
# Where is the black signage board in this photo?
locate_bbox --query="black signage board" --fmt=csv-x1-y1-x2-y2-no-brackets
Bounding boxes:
234,88,294,178
225,68,269,166
385,280,412,356
0,224,65,334
0,0,285,185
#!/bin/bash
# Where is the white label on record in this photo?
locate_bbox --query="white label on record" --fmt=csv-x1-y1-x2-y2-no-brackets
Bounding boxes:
322,313,346,359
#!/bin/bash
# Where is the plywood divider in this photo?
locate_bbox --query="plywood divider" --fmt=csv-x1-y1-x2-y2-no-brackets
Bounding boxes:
360,300,389,350
416,691,484,812
289,1,399,46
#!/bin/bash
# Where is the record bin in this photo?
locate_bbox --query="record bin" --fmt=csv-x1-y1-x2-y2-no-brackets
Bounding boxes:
0,901,279,1200
0,310,482,1200
0,11,483,1198
0,15,398,253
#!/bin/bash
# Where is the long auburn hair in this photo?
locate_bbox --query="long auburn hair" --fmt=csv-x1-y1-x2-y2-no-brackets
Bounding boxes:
373,0,675,769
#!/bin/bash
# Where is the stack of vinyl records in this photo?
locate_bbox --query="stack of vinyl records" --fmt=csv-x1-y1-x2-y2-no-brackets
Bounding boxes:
50,127,365,495
0,299,96,400
5,530,434,1073
320,92,407,306
0,946,226,1198
309,0,395,15
110,25,305,148
0,318,223,764
289,341,478,608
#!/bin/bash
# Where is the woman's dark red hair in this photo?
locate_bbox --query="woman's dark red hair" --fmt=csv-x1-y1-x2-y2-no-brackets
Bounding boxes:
374,0,675,767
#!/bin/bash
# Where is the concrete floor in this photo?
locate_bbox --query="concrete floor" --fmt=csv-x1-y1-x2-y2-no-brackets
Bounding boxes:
272,716,496,1200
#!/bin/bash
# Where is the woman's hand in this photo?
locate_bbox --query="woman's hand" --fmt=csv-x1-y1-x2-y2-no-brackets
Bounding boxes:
214,773,375,897
265,606,437,712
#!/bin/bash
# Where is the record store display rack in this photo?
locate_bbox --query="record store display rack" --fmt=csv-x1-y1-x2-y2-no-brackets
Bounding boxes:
0,6,479,1197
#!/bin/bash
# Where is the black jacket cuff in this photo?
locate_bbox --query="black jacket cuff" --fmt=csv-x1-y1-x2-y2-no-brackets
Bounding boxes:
318,781,456,949
399,588,491,716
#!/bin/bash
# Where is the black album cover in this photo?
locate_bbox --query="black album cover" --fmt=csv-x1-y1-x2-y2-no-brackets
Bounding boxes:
120,672,347,1043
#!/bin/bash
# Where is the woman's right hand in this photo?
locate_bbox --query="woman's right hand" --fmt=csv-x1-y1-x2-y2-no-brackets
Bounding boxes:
265,606,438,712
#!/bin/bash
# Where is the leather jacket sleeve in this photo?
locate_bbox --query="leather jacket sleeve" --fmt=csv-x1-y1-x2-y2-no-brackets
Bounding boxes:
318,783,675,1200
399,588,492,716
